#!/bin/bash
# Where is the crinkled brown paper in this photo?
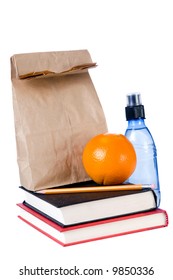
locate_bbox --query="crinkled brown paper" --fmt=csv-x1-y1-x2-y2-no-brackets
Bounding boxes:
11,50,107,191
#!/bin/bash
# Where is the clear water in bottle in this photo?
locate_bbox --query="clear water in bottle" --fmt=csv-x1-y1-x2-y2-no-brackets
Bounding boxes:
125,93,161,207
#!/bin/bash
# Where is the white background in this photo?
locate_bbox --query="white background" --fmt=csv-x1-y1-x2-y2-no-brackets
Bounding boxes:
1,0,172,279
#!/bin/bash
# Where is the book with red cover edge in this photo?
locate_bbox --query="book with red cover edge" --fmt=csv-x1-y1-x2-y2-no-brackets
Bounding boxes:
17,203,168,247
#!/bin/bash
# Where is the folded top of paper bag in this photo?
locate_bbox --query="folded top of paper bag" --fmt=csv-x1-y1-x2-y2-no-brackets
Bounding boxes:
11,49,97,79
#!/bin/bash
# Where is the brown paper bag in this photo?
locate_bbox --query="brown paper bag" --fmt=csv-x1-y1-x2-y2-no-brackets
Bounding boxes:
11,50,108,191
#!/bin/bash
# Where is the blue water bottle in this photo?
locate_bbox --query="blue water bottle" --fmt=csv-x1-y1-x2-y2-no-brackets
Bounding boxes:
125,93,161,207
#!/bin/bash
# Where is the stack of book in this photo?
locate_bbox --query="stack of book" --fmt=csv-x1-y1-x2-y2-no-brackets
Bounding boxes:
17,181,168,246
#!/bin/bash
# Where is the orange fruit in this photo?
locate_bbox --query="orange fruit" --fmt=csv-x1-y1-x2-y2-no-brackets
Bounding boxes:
82,133,137,185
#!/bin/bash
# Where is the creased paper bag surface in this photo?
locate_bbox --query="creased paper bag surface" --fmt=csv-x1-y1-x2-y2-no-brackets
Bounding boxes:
11,50,108,191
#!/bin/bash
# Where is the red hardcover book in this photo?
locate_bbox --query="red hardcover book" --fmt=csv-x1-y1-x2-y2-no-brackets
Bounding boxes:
17,203,168,247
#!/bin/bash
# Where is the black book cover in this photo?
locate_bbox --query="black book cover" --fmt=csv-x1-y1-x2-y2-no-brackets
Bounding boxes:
19,181,156,208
